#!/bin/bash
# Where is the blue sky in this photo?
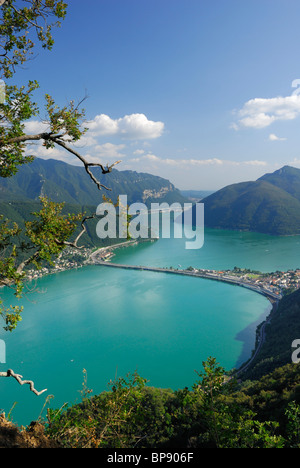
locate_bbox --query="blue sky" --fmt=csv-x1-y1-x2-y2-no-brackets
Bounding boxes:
13,0,300,189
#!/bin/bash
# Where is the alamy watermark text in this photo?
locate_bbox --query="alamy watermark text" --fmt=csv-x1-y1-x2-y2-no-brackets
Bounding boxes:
95,196,204,250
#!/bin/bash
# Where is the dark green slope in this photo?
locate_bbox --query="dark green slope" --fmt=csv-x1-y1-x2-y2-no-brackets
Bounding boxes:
0,158,188,207
0,158,189,249
259,165,300,201
240,287,300,381
193,165,300,235
0,200,108,249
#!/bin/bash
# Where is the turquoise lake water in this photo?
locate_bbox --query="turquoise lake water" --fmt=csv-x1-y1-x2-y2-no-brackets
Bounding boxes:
0,228,300,426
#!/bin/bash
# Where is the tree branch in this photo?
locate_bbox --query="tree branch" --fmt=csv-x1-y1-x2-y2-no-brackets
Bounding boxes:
56,214,96,249
52,138,122,191
0,133,53,145
16,250,40,275
10,3,44,31
0,369,47,396
0,132,122,191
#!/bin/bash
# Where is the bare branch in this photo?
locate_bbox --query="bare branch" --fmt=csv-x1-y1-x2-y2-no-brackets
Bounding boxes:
0,369,47,396
16,251,40,275
0,278,11,287
0,131,122,191
56,214,96,249
87,160,123,174
53,138,122,191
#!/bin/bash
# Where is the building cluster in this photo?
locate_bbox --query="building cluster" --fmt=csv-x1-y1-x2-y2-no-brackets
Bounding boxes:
188,267,300,297
98,251,114,261
25,247,93,281
24,243,300,300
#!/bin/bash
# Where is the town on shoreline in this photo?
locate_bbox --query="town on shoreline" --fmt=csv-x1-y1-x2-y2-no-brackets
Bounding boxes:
25,241,300,300
25,240,145,282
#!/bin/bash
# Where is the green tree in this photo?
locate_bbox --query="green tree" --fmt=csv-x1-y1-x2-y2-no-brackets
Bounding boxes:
285,401,300,448
47,371,148,448
193,357,285,448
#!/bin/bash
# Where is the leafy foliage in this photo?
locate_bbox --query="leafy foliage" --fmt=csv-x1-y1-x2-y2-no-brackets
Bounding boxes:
0,0,67,79
47,371,148,449
0,81,88,178
0,196,84,330
46,359,300,449
25,197,83,264
0,80,39,177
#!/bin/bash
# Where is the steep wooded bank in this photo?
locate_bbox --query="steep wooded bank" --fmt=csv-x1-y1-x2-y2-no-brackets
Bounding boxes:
190,166,300,235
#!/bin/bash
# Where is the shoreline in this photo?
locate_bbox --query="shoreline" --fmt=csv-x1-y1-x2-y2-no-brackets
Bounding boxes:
24,238,156,282
234,299,278,377
18,237,288,378
89,238,152,263
91,260,283,303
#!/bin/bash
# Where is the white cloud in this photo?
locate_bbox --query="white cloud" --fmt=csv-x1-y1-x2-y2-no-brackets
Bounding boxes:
93,143,125,161
25,141,71,163
73,135,98,147
25,141,125,168
129,153,160,164
122,155,271,190
24,112,165,150
127,154,267,168
144,153,160,162
87,114,118,136
243,160,267,166
24,120,50,134
269,133,287,141
233,94,300,129
287,158,300,168
86,113,165,140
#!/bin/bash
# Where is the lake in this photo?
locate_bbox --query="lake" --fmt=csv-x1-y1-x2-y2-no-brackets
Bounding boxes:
0,228,299,426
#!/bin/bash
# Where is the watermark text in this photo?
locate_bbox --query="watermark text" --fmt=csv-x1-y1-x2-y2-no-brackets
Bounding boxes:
0,339,6,364
96,196,204,250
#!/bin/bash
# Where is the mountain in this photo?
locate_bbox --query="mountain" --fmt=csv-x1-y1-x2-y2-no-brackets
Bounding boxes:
0,158,188,207
190,166,300,236
0,157,188,249
259,165,300,200
0,199,104,249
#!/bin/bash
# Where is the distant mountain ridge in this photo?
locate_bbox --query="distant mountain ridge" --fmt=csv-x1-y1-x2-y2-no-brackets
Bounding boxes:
180,190,215,201
0,158,188,207
193,166,300,236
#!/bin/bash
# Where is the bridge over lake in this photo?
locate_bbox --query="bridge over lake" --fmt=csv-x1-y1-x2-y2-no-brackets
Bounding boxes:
93,259,281,304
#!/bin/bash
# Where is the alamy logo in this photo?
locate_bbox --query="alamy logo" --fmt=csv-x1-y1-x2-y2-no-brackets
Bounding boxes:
96,196,204,250
292,79,300,96
292,339,300,364
0,339,6,364
0,80,5,104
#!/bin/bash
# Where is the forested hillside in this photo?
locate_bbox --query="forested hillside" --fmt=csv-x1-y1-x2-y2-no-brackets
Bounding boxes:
194,166,300,235
238,288,300,381
0,158,188,207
